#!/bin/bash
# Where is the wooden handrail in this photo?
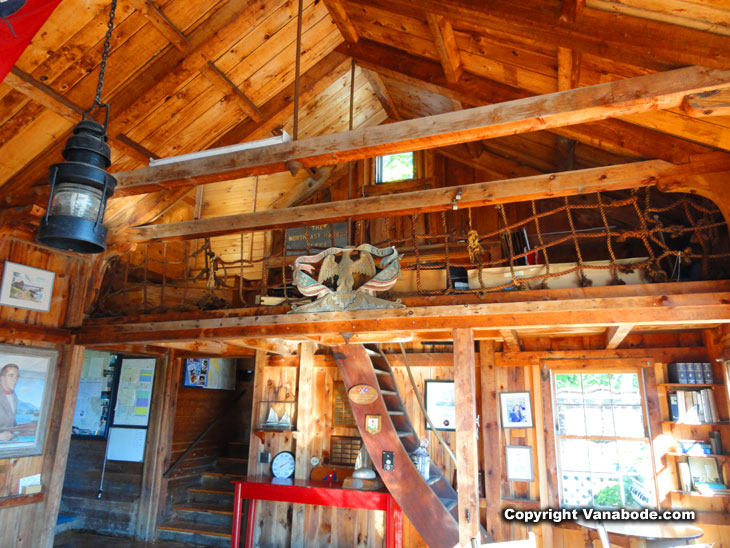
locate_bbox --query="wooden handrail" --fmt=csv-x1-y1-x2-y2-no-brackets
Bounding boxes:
163,388,247,479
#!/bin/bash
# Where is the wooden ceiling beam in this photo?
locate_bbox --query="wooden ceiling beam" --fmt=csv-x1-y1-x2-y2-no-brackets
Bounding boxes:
682,89,730,118
355,0,730,71
362,68,401,120
129,0,189,52
111,64,730,196
322,0,359,43
121,156,730,243
342,40,715,166
200,61,264,123
605,324,633,349
500,329,521,351
75,290,730,345
156,340,255,356
426,14,462,83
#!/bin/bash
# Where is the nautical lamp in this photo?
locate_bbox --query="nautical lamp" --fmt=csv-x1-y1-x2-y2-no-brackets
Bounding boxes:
37,0,118,254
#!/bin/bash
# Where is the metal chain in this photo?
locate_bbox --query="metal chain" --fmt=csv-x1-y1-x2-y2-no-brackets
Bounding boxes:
92,0,118,110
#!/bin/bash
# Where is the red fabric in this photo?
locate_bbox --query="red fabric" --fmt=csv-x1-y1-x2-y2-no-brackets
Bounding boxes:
0,0,62,81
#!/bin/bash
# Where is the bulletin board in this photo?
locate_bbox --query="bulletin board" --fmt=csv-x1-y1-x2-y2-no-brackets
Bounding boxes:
72,351,120,438
112,358,156,427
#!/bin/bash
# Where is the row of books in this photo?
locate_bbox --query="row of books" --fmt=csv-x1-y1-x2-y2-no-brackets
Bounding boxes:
676,433,723,455
678,457,728,495
669,389,720,424
667,362,714,384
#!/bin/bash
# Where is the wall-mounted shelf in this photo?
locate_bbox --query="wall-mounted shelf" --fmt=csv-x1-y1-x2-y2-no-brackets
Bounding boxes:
253,428,299,443
667,452,730,462
662,421,730,427
659,383,722,389
670,489,730,499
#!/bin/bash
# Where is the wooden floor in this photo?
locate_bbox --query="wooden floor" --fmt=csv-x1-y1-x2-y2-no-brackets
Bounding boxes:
53,531,209,547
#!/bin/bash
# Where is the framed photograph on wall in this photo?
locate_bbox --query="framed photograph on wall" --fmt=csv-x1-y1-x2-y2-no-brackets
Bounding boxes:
0,261,55,312
499,391,533,428
425,380,455,431
505,445,534,482
0,343,58,458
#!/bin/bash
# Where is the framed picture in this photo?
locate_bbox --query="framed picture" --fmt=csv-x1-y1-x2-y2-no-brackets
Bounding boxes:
499,391,533,428
0,343,58,458
0,261,55,312
505,445,534,482
425,380,455,431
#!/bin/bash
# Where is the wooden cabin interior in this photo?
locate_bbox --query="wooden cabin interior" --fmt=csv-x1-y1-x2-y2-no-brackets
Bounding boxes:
2,0,730,547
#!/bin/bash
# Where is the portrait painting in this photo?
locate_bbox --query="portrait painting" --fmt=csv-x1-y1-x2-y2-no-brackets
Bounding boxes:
0,261,55,312
499,391,534,428
0,343,58,458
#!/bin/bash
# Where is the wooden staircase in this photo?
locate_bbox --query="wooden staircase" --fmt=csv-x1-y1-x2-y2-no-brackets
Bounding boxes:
157,450,248,547
333,343,491,548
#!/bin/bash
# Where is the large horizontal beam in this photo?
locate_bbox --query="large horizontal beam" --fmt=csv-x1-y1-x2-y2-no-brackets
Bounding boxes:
111,66,730,196
76,289,730,345
123,155,730,242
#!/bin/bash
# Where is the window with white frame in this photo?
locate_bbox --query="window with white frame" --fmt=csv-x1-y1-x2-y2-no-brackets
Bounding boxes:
553,371,656,508
375,152,415,183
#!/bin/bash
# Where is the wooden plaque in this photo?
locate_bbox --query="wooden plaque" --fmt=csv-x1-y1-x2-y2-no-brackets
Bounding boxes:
348,384,378,404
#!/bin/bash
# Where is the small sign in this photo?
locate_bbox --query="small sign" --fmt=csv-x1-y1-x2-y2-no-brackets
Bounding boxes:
286,222,348,255
348,384,378,405
365,414,381,434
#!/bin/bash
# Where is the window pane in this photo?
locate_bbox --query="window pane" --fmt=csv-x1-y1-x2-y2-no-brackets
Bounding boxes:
584,404,616,436
611,373,641,405
557,404,586,435
617,441,655,508
554,374,582,405
558,439,592,507
377,152,414,182
613,405,645,437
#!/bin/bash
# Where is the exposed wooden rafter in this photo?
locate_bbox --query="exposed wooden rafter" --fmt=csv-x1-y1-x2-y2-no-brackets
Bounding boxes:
322,0,359,43
111,65,730,196
426,14,462,83
122,157,730,242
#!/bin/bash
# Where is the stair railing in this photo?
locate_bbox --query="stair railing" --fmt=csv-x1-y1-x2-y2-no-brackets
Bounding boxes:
163,388,248,479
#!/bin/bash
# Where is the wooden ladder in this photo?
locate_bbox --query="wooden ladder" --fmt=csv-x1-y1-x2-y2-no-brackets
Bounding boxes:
333,343,491,548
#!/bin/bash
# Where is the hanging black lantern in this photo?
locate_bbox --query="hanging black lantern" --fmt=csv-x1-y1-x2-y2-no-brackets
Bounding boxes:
37,0,117,254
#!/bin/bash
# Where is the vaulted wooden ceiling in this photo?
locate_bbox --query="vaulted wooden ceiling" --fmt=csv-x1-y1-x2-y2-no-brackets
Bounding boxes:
2,0,730,263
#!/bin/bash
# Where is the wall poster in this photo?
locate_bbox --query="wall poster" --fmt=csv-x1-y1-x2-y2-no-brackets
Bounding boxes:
112,358,156,427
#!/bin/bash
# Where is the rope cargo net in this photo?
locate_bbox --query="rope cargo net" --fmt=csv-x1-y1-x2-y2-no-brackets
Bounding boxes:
94,188,730,316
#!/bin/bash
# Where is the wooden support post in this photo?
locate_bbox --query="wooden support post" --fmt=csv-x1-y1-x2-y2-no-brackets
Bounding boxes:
453,328,480,546
247,351,269,477
531,364,553,547
136,350,179,540
479,341,504,541
291,342,315,547
36,345,86,548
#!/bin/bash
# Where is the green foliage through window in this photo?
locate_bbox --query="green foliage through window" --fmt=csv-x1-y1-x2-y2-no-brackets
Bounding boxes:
376,152,414,183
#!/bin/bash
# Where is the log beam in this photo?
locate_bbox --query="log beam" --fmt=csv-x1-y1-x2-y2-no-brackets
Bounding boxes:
322,0,359,43
110,65,730,196
427,14,462,83
122,157,730,242
76,289,730,345
682,89,730,117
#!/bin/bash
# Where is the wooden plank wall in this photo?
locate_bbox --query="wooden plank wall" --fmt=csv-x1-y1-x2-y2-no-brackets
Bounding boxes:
0,238,93,548
250,331,730,548
59,439,143,536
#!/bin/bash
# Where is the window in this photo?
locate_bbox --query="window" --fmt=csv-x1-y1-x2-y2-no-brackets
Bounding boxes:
553,371,656,508
375,152,415,183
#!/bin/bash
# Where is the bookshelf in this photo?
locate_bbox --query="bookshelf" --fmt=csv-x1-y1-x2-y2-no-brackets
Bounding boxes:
659,360,730,499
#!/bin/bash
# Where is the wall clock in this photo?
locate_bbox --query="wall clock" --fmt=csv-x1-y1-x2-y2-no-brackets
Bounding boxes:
271,450,295,478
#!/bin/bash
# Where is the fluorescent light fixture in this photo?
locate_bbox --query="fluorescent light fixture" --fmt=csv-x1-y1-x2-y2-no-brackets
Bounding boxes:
148,130,291,167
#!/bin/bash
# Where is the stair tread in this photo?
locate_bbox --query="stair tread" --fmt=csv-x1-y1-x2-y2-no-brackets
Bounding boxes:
189,487,235,495
374,369,390,376
380,389,397,395
396,431,413,437
158,519,231,538
428,476,441,485
203,471,245,478
441,498,457,511
388,410,405,415
217,457,248,463
173,503,234,515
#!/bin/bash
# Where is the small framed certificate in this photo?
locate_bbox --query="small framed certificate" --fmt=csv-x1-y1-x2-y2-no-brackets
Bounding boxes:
505,445,534,482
